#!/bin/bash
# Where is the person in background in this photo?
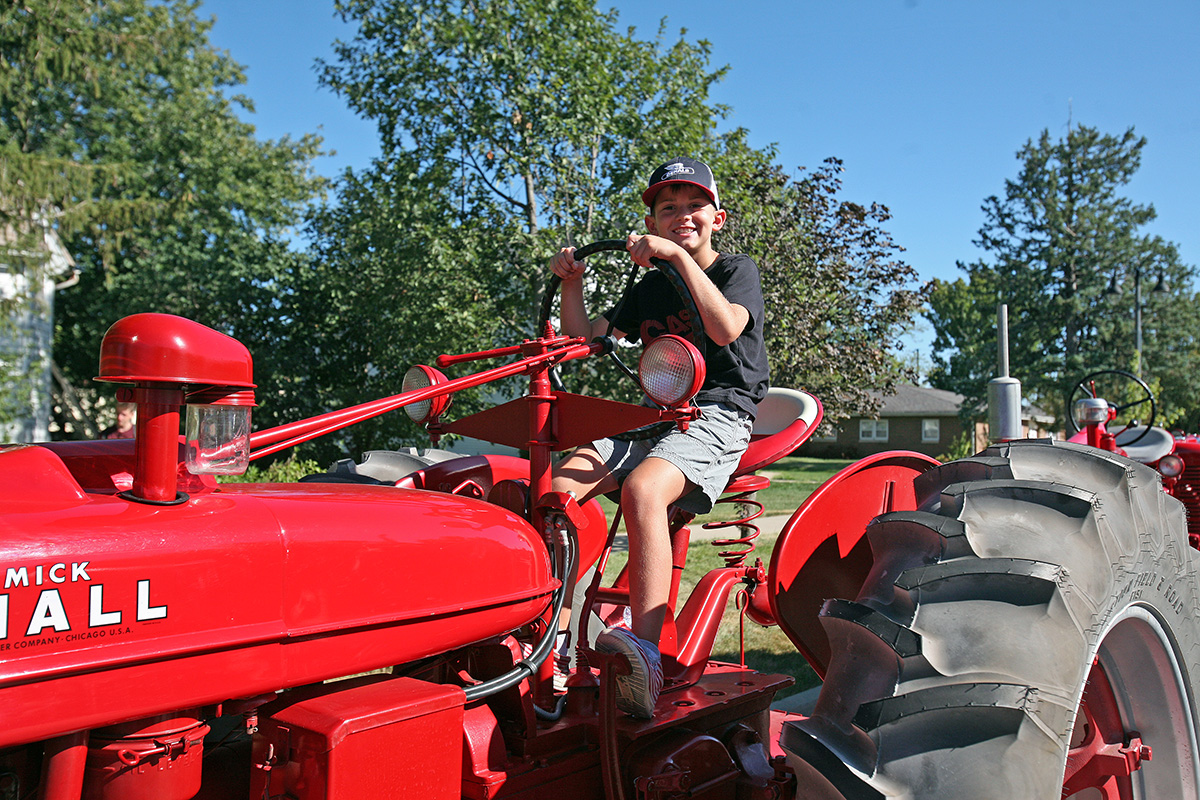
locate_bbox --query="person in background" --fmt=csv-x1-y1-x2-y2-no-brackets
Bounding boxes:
100,401,136,439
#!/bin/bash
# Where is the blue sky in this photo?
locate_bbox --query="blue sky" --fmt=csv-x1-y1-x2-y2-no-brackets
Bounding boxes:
201,0,1199,367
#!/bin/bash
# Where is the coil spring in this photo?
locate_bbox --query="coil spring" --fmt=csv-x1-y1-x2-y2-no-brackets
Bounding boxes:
702,486,765,568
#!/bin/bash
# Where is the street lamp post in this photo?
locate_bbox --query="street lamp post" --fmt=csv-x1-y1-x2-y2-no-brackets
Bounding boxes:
1106,260,1168,379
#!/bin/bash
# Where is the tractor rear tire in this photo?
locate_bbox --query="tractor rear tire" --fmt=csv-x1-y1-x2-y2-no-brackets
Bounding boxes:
780,438,1200,799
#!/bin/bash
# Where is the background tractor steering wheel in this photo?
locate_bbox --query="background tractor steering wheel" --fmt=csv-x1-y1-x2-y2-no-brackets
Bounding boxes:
1067,369,1157,446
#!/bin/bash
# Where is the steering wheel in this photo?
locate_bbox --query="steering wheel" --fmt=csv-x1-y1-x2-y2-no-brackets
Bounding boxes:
538,239,705,351
538,238,707,440
1067,369,1157,446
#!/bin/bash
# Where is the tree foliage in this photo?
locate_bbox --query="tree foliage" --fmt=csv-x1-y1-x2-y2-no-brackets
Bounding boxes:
296,0,924,462
321,0,721,239
2,0,168,242
1,0,326,435
718,150,925,420
928,125,1199,429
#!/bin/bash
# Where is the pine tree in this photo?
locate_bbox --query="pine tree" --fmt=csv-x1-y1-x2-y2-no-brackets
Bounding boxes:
928,125,1199,429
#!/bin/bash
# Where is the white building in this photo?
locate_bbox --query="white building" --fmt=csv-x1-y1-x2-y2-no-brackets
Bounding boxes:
1,221,76,443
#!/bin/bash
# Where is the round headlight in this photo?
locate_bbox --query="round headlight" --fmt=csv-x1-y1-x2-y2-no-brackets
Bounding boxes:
639,335,705,407
1073,397,1110,428
402,365,451,423
1159,453,1185,478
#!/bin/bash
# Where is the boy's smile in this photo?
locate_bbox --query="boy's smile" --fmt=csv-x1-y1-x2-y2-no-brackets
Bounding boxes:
645,185,726,257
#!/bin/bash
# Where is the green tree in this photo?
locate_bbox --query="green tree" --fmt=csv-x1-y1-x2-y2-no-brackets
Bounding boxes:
295,0,924,463
718,150,925,421
1,0,326,436
292,0,721,458
320,0,720,240
1,0,163,434
928,125,1199,429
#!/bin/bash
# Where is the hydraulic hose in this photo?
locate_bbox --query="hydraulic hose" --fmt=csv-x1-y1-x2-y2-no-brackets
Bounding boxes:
461,528,576,702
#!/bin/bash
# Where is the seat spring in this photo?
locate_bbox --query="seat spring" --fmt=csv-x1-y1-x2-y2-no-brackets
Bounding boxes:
703,488,764,568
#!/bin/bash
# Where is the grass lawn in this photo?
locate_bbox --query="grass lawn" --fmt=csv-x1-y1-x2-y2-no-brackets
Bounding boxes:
595,454,855,528
594,455,857,701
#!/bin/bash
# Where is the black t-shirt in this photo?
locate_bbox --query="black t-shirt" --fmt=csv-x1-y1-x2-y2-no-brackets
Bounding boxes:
605,253,770,420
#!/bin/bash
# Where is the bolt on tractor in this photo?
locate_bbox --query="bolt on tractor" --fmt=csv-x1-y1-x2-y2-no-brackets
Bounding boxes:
2,241,1199,799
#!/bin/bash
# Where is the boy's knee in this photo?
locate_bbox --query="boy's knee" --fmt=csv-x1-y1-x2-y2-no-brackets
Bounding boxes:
553,449,618,501
621,461,686,509
618,476,641,507
551,473,581,496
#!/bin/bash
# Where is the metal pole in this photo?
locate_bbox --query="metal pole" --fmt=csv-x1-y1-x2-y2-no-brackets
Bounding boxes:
988,303,1022,442
1134,264,1143,379
997,304,1010,378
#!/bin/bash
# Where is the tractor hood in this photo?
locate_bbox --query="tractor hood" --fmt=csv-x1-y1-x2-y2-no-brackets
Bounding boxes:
0,444,553,747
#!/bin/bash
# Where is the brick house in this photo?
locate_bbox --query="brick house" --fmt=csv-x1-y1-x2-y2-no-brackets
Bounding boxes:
800,384,1059,459
801,384,966,459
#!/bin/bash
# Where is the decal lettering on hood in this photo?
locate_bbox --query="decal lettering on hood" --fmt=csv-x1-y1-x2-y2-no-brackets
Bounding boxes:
0,563,167,651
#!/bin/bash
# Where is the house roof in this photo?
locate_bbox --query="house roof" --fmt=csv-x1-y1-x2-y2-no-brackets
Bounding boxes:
874,384,965,417
861,383,1056,425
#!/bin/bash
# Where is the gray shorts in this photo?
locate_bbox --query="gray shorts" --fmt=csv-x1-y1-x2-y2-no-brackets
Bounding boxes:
591,403,753,514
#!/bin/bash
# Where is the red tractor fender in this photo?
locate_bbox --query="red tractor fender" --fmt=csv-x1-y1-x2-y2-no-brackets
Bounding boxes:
765,450,940,677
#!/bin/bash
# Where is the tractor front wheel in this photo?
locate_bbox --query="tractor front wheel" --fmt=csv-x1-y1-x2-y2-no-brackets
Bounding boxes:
781,438,1200,799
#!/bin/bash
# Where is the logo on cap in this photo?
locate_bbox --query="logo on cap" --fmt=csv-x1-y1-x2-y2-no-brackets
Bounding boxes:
661,163,696,179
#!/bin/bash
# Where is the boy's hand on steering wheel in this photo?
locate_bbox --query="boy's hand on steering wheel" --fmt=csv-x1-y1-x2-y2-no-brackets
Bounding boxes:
626,233,683,270
549,247,587,283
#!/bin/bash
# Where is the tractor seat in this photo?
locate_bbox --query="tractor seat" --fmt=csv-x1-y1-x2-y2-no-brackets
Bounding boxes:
729,388,823,483
1114,425,1176,464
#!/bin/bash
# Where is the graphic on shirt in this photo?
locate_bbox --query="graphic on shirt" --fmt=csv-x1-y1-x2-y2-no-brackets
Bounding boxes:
641,309,694,343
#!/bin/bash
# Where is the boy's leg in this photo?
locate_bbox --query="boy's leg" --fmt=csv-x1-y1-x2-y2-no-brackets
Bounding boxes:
595,405,751,717
550,446,620,654
618,455,693,644
594,456,690,718
552,443,620,501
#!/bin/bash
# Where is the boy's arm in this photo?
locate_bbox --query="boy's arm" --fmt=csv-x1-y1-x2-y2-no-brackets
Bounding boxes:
549,247,628,340
626,235,749,346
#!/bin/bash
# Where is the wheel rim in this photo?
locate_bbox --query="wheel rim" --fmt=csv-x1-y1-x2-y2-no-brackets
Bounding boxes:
1065,606,1200,799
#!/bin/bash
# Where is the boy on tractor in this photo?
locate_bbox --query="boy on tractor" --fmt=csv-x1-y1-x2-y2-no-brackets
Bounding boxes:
548,157,770,717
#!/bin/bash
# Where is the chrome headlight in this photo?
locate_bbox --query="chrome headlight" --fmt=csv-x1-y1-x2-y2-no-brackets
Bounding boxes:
402,365,451,423
639,335,705,407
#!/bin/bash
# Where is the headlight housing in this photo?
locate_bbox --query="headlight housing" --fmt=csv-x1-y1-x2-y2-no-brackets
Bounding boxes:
1159,453,1185,478
1073,397,1111,428
639,335,705,407
402,365,451,424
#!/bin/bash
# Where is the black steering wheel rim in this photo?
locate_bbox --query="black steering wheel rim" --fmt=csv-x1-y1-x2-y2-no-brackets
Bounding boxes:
538,239,706,350
538,238,707,441
1067,368,1157,446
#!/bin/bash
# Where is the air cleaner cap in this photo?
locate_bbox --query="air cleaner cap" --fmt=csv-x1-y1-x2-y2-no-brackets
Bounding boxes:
98,313,255,389
1073,397,1110,427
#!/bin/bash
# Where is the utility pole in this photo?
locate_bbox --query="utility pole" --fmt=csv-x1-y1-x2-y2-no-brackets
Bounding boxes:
1106,259,1167,379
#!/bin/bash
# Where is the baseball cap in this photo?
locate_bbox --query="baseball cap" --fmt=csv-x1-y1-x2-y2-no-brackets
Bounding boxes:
642,157,720,210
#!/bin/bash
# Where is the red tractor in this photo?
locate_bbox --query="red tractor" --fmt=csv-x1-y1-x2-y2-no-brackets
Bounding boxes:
2,242,1198,799
1067,368,1200,548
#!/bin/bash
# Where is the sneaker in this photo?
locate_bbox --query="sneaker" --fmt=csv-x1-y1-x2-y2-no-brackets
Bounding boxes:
553,630,572,693
595,627,663,719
